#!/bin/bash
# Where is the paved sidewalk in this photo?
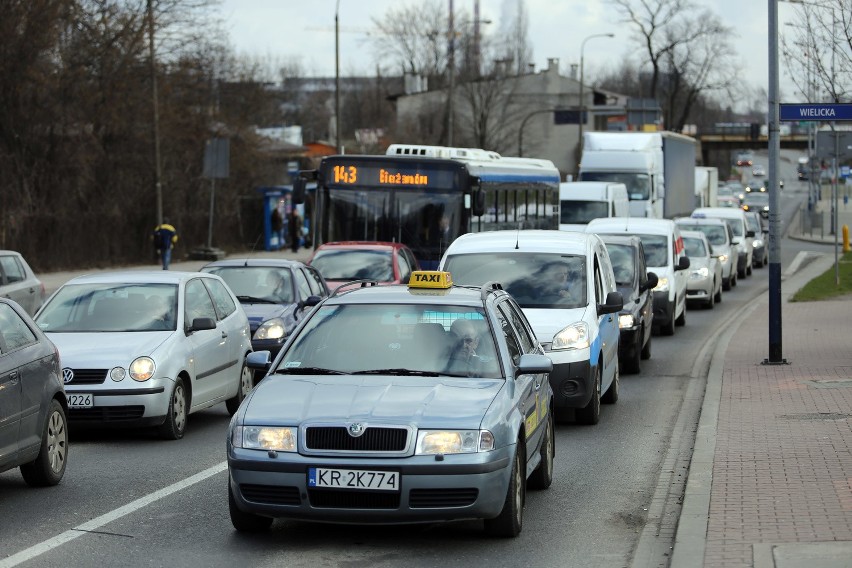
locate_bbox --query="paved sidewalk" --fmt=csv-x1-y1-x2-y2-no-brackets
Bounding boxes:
672,250,852,567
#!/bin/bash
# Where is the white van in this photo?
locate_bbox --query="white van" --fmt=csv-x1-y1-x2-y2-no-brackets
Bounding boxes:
586,218,690,336
559,182,629,231
690,207,754,279
440,230,623,426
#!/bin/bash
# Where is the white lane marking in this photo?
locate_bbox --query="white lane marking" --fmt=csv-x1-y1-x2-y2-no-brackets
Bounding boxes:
0,461,227,568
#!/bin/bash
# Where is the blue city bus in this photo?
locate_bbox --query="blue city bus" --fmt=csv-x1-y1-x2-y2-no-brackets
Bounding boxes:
294,145,561,269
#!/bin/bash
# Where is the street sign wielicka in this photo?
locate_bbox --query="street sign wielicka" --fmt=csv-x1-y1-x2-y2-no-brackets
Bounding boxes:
780,103,852,122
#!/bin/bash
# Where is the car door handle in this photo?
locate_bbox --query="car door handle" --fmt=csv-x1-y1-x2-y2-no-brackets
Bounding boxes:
221,331,228,338
7,370,19,383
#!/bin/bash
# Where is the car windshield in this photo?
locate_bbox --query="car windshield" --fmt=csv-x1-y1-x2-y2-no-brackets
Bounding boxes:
35,283,178,332
310,249,394,281
743,193,769,206
745,214,761,232
560,200,609,224
203,266,294,303
621,234,667,267
678,223,727,246
723,218,745,237
443,253,587,309
683,237,707,257
604,243,635,286
277,304,502,379
580,172,651,200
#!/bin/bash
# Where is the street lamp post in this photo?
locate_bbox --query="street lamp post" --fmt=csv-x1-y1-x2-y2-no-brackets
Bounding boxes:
577,33,614,172
446,1,491,146
335,0,341,153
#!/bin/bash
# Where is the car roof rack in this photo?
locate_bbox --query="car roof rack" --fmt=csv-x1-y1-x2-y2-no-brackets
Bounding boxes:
480,281,504,301
330,280,380,297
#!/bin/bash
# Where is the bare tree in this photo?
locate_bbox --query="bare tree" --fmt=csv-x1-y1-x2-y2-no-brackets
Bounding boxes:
370,0,448,81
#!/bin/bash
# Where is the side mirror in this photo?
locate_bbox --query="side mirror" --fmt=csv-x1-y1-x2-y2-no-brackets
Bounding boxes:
597,291,623,316
642,272,659,291
292,177,306,204
677,256,690,270
515,353,553,376
187,317,216,333
246,350,273,371
301,295,322,309
746,230,755,238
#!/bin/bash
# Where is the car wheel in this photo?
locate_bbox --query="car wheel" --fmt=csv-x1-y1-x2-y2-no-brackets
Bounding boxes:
20,400,68,487
715,284,723,303
602,363,619,404
640,330,652,360
675,301,686,326
226,362,253,416
229,483,273,532
158,378,187,440
624,336,641,374
527,413,554,490
731,271,738,287
747,263,753,276
484,440,525,537
705,283,715,309
575,367,601,425
763,254,768,268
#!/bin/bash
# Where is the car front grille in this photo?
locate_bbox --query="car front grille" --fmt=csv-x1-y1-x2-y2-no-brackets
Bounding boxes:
68,405,145,421
240,484,301,506
66,369,108,385
307,488,400,509
409,488,478,508
305,426,408,452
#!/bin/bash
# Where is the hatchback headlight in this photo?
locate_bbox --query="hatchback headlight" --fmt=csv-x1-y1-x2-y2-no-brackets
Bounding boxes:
653,277,670,292
752,238,764,248
618,314,635,329
129,357,155,381
253,318,287,341
415,430,494,454
551,322,589,350
716,254,729,264
232,425,297,452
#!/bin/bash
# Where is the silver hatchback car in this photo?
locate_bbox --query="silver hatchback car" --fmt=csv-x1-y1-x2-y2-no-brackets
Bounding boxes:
0,251,45,316
34,271,253,439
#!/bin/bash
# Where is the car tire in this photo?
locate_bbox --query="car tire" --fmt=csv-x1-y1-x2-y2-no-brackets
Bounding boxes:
484,440,525,537
675,302,686,326
624,337,641,374
20,399,68,487
527,413,554,491
158,378,187,440
602,364,619,405
715,284,723,303
640,330,652,360
226,362,253,416
229,483,273,532
731,271,738,287
747,263,753,276
575,367,601,425
705,284,715,309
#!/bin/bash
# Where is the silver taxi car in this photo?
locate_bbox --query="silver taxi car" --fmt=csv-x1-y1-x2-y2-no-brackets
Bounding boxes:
230,271,554,537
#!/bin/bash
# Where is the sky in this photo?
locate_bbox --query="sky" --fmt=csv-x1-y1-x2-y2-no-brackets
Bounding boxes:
218,0,812,108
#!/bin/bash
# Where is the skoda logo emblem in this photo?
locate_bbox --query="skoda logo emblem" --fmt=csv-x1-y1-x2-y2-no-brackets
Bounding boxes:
347,423,366,437
62,368,74,384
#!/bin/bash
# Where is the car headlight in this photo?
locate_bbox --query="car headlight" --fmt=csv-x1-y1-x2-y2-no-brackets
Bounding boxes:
716,254,729,264
551,322,590,350
110,367,126,382
752,238,764,248
653,276,670,292
415,430,494,454
129,357,155,381
618,314,635,329
232,425,297,452
253,318,287,341
689,267,709,280
763,206,769,211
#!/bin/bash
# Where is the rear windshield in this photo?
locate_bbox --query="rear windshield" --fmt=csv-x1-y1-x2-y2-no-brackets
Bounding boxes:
677,223,727,246
683,236,707,257
310,249,394,282
560,200,609,224
604,243,635,286
443,253,587,309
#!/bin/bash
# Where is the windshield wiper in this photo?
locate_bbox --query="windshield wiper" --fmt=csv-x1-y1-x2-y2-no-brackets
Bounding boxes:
350,368,442,377
273,367,346,375
236,295,278,304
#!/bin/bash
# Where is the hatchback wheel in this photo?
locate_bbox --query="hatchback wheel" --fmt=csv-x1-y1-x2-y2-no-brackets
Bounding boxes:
226,362,253,416
20,400,68,487
159,378,187,440
528,413,554,490
640,330,652,360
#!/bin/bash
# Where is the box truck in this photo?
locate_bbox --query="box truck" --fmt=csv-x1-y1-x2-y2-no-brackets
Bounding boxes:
694,166,719,208
559,181,629,231
579,131,697,219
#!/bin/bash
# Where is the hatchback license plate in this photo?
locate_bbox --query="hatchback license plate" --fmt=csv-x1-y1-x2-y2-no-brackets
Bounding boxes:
67,394,93,408
308,468,399,491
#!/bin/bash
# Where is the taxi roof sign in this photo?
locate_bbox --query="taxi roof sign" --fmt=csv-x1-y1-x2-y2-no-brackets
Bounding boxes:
409,271,453,289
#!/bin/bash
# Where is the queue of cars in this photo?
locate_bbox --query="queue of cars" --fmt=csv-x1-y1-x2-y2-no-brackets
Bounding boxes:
0,212,760,534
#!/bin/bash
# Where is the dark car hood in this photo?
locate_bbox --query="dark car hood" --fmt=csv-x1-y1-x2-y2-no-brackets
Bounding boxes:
240,302,295,329
242,375,505,430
